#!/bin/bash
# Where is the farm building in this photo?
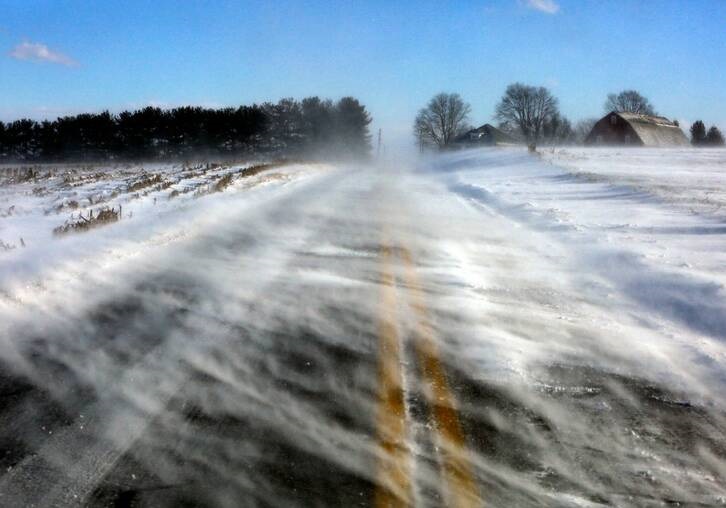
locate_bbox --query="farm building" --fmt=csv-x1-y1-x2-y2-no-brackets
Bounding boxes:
454,124,519,147
585,111,689,147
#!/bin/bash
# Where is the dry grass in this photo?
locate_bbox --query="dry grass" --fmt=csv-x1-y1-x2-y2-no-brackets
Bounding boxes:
128,174,163,193
156,179,174,192
179,163,214,180
241,163,282,178
169,184,200,200
193,172,231,198
62,171,108,188
45,198,81,216
193,185,212,198
0,167,45,185
213,173,234,192
17,168,41,183
53,206,121,236
191,162,290,198
0,239,17,251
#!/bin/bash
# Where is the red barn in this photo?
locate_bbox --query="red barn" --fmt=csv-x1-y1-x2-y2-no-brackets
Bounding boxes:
585,111,689,146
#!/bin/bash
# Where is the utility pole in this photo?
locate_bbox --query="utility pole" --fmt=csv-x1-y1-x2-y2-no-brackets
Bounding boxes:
376,128,382,159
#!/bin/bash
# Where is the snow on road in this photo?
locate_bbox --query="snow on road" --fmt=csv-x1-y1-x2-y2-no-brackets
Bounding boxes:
0,148,725,507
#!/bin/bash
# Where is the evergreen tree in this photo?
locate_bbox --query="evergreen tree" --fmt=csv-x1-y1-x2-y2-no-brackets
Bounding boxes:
334,97,372,158
0,97,371,162
706,126,725,146
0,121,6,157
263,98,304,153
301,97,335,153
690,120,707,145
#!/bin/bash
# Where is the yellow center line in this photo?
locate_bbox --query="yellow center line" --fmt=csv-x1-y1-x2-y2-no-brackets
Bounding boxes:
374,242,413,507
399,246,482,508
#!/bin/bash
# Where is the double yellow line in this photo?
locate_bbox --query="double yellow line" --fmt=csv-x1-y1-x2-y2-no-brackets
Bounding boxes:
375,241,481,508
375,243,413,506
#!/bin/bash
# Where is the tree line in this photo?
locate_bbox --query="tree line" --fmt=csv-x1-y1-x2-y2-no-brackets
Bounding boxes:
689,120,724,146
0,97,372,161
414,86,724,149
414,85,584,149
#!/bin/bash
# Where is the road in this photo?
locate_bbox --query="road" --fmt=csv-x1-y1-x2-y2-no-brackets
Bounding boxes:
0,151,725,507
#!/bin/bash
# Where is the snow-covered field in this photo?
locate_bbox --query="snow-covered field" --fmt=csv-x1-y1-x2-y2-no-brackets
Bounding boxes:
0,148,725,507
0,160,326,287
543,147,726,220
426,147,726,402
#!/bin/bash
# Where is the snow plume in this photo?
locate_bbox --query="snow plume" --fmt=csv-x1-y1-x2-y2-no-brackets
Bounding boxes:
8,41,79,67
1,151,726,506
416,147,726,505
0,161,389,505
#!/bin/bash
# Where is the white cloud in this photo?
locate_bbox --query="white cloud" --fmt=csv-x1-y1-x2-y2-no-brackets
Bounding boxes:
525,0,560,14
9,41,78,67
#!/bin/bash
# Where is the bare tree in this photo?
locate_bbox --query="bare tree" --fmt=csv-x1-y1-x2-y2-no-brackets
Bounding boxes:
573,118,598,144
495,83,559,142
543,112,574,144
604,90,656,115
414,93,471,149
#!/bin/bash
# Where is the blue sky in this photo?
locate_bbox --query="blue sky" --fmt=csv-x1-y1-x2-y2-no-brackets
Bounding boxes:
1,0,725,144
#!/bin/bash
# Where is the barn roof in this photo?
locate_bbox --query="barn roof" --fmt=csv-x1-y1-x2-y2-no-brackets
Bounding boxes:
613,111,689,146
455,124,518,144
